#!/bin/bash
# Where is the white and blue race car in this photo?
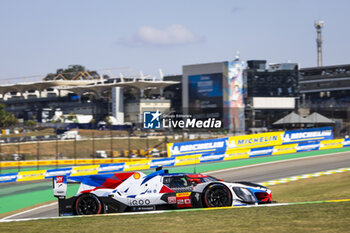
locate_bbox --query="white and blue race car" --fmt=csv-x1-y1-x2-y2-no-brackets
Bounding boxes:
53,168,272,215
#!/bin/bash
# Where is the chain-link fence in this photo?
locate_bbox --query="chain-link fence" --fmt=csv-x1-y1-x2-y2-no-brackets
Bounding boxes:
0,130,222,173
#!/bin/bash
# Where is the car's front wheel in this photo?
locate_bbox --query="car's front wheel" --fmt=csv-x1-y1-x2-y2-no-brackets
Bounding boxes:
203,184,232,207
75,194,103,215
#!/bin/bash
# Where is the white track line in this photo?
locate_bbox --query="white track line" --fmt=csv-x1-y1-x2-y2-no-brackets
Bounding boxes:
1,202,57,221
204,151,350,175
259,167,350,186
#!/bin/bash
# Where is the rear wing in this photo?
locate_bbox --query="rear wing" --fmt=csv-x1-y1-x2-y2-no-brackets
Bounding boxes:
53,176,68,198
53,176,82,216
53,176,82,199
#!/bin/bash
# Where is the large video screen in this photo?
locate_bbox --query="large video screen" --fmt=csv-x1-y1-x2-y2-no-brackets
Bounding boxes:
188,73,223,108
188,73,223,119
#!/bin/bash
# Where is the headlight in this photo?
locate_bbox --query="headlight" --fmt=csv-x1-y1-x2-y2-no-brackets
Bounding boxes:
232,187,257,204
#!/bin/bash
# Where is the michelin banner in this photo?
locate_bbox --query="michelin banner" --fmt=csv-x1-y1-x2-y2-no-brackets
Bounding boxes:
167,127,333,157
167,132,285,158
167,137,227,157
282,127,333,144
226,132,284,150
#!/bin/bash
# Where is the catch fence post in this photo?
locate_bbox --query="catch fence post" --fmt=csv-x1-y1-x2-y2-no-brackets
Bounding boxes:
128,130,131,158
55,135,58,169
110,129,113,161
17,141,21,172
0,143,2,174
74,136,77,167
92,132,95,165
146,136,149,153
36,139,40,170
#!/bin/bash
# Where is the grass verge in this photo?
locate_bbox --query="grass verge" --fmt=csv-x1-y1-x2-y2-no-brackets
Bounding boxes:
0,183,79,215
0,202,349,233
270,170,350,203
0,170,349,232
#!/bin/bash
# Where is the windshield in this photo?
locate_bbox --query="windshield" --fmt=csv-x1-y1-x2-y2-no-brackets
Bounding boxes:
163,176,190,188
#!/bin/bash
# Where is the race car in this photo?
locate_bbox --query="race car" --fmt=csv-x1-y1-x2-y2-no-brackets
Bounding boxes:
53,168,272,216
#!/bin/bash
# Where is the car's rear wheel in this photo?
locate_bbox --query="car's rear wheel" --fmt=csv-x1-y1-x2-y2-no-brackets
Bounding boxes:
75,194,103,215
203,184,232,207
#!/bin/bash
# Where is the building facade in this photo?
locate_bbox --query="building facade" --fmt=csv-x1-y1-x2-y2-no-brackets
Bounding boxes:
299,64,350,132
244,60,299,130
182,60,245,133
0,77,178,126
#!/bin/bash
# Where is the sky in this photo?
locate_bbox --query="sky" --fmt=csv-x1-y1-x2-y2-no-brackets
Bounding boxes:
0,0,349,80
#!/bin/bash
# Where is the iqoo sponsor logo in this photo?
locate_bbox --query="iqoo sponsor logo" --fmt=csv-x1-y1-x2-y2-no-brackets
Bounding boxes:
143,111,222,129
129,199,151,206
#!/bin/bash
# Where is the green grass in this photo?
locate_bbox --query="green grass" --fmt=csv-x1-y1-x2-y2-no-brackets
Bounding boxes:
270,171,350,203
1,170,350,232
0,202,349,233
0,183,79,215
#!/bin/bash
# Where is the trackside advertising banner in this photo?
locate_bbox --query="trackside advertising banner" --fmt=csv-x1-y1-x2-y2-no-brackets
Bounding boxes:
282,127,333,144
0,157,145,168
167,132,285,158
226,132,284,150
167,138,227,157
167,127,333,157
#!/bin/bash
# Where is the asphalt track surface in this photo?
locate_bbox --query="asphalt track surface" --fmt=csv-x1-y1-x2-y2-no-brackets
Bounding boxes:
3,150,350,220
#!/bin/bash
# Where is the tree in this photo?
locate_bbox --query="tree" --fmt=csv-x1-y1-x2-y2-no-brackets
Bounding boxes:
67,112,77,122
0,104,19,127
24,120,37,128
44,65,104,81
104,116,112,128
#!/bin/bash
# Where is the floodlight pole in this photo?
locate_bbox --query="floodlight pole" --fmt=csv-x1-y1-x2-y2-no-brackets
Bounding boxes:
314,21,324,67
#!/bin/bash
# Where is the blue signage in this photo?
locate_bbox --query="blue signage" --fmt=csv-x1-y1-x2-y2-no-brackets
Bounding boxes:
283,127,333,144
296,142,320,152
168,137,228,157
249,146,274,157
150,158,175,168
